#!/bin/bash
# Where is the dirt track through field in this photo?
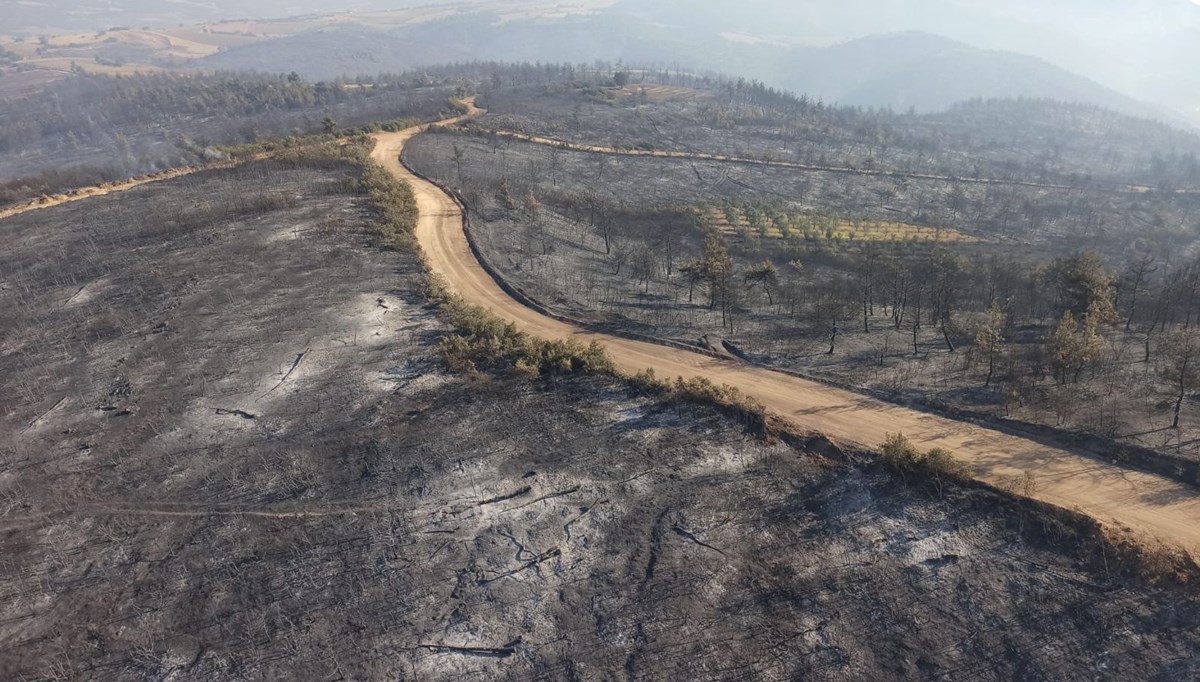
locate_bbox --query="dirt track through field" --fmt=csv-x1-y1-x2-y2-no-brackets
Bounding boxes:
374,107,1200,556
0,164,235,222
0,145,341,223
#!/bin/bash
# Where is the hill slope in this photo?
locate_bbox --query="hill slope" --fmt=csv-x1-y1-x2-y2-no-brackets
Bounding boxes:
3,139,1199,681
779,33,1165,117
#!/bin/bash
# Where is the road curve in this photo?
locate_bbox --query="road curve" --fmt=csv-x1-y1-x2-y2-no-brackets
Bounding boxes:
373,113,1200,556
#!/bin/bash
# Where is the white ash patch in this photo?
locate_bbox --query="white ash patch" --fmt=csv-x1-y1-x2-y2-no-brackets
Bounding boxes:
617,405,652,423
903,528,973,566
63,277,109,307
263,221,314,243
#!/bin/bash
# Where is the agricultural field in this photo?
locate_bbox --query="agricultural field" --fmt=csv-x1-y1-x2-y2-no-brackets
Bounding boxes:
0,69,71,98
614,84,706,103
0,1,613,91
709,204,980,244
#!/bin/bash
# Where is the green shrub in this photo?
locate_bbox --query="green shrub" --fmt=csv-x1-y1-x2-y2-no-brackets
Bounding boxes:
220,119,415,157
627,370,766,429
434,292,614,378
879,433,969,486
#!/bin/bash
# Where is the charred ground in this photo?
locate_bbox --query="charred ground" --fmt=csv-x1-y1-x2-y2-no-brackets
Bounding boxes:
1,147,1199,680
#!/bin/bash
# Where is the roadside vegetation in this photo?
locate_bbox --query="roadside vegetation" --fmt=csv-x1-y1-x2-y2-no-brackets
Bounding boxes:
354,134,767,416
370,135,1200,592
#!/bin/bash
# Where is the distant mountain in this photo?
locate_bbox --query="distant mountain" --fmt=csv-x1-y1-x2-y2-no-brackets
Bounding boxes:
13,1,1200,125
199,14,1178,125
777,33,1173,120
609,0,1200,125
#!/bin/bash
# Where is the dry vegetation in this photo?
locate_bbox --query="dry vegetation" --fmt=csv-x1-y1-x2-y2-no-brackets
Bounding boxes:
0,2,608,95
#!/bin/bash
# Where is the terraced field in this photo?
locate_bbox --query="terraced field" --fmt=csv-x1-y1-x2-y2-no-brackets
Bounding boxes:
615,84,706,102
710,205,980,243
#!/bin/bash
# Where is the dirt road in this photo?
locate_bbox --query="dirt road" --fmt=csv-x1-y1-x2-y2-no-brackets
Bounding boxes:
1,138,346,223
0,164,234,222
374,115,1200,556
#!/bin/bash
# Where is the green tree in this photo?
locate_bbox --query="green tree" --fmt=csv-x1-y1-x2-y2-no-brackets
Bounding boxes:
1048,311,1103,384
322,115,337,134
1047,251,1118,322
975,301,1006,387
723,204,740,230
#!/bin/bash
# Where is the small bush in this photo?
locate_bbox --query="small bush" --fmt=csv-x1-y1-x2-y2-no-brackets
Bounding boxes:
626,369,766,431
434,292,614,378
998,470,1038,497
879,433,970,493
1099,526,1200,587
629,368,671,394
220,119,416,157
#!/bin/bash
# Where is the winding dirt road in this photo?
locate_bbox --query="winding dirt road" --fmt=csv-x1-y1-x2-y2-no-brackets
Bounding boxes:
373,110,1200,556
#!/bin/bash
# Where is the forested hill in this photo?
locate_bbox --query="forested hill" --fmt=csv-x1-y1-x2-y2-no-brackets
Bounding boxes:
927,98,1200,186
